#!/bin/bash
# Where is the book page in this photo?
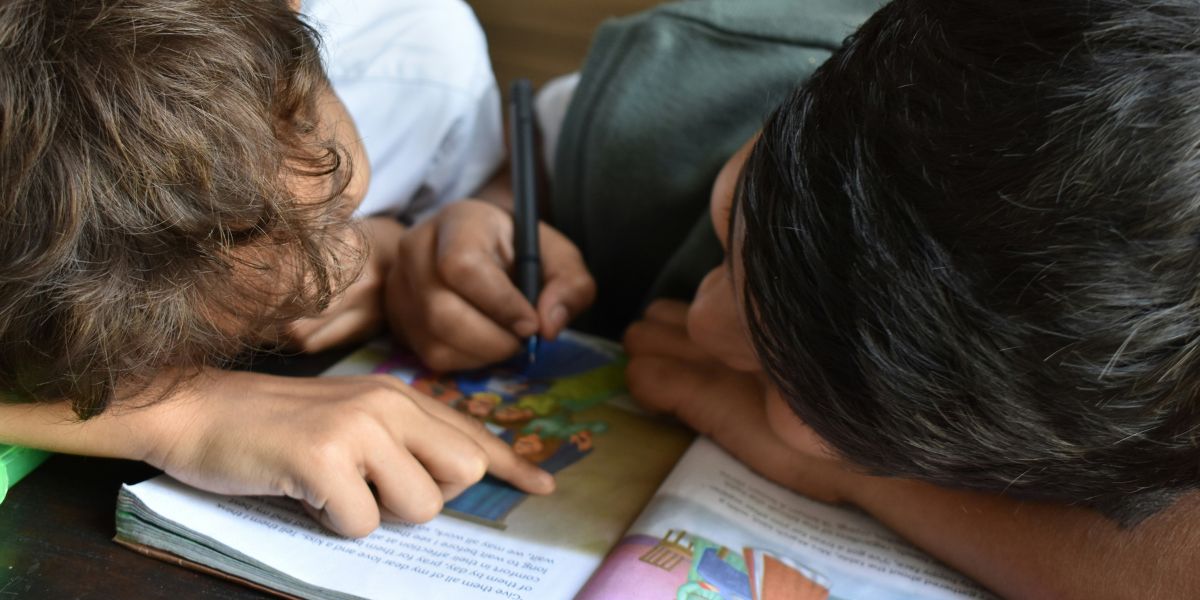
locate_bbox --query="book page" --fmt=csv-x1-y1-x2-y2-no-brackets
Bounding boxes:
575,438,995,600
122,478,609,599
118,333,693,600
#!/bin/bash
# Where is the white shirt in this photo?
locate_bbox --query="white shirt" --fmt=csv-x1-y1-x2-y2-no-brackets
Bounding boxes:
303,0,504,221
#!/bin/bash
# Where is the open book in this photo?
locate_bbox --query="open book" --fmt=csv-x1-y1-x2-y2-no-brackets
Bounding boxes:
115,333,993,600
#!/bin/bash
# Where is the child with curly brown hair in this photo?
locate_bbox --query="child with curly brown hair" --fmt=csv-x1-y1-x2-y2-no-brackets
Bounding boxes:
0,0,598,538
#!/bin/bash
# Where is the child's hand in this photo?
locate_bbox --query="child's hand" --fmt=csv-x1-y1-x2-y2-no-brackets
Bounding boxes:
624,300,865,505
285,216,406,353
141,369,555,538
385,200,595,371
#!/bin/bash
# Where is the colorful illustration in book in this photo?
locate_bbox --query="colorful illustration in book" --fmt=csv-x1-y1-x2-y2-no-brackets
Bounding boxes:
576,530,833,600
743,548,832,600
373,335,624,528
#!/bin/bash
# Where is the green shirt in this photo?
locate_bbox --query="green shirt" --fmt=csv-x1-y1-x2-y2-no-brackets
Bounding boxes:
552,0,885,338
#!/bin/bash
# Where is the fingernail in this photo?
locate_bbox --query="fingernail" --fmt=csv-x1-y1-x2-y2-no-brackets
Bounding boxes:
513,319,538,337
549,305,569,330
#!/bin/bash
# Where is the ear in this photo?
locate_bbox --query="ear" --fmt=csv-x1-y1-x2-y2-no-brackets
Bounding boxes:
289,0,302,12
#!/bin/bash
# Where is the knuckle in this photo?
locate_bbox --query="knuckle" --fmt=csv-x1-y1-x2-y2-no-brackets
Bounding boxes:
359,376,421,415
461,412,492,436
306,437,351,474
361,373,394,389
559,272,596,304
361,374,404,398
408,494,444,524
424,296,460,331
468,459,489,483
422,344,460,373
437,251,485,283
622,322,650,354
338,385,404,424
454,446,490,483
576,274,598,299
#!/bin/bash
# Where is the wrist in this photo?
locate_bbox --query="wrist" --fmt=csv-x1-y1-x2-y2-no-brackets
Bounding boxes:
361,216,406,273
847,470,930,513
113,370,219,467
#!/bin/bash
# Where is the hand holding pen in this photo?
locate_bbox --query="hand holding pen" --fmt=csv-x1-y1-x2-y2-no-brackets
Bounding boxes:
382,80,596,372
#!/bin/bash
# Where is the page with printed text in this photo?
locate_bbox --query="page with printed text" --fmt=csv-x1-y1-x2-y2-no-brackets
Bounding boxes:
575,438,995,600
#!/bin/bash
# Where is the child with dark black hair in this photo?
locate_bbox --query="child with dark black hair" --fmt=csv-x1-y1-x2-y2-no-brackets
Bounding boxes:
548,0,1200,596
734,0,1200,525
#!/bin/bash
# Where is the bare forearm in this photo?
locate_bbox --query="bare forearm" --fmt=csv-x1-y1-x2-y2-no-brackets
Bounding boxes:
0,395,158,461
852,477,1200,599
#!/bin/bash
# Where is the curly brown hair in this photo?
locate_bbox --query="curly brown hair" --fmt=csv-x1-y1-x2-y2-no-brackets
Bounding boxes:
0,0,360,418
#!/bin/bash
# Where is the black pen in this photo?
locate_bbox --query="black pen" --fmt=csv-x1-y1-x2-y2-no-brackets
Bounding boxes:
510,79,540,364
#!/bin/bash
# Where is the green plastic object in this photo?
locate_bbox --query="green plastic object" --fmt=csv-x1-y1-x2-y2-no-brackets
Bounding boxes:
0,444,50,505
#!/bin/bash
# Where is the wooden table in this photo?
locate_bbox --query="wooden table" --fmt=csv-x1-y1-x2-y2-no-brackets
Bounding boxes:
0,455,270,599
0,349,352,599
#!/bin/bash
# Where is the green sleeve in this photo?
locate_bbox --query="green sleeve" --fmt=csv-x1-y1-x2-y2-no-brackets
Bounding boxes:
0,444,50,505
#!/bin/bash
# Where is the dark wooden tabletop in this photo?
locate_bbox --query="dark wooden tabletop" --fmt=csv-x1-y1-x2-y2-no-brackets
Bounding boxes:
0,348,353,599
0,455,272,599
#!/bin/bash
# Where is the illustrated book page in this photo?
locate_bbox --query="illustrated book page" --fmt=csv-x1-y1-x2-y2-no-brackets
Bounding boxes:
116,332,694,600
575,437,995,600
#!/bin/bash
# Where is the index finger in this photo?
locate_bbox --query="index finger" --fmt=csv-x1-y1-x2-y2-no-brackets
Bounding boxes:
421,398,556,496
436,244,541,339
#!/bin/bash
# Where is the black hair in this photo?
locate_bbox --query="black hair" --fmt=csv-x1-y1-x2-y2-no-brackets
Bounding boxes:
740,0,1200,525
